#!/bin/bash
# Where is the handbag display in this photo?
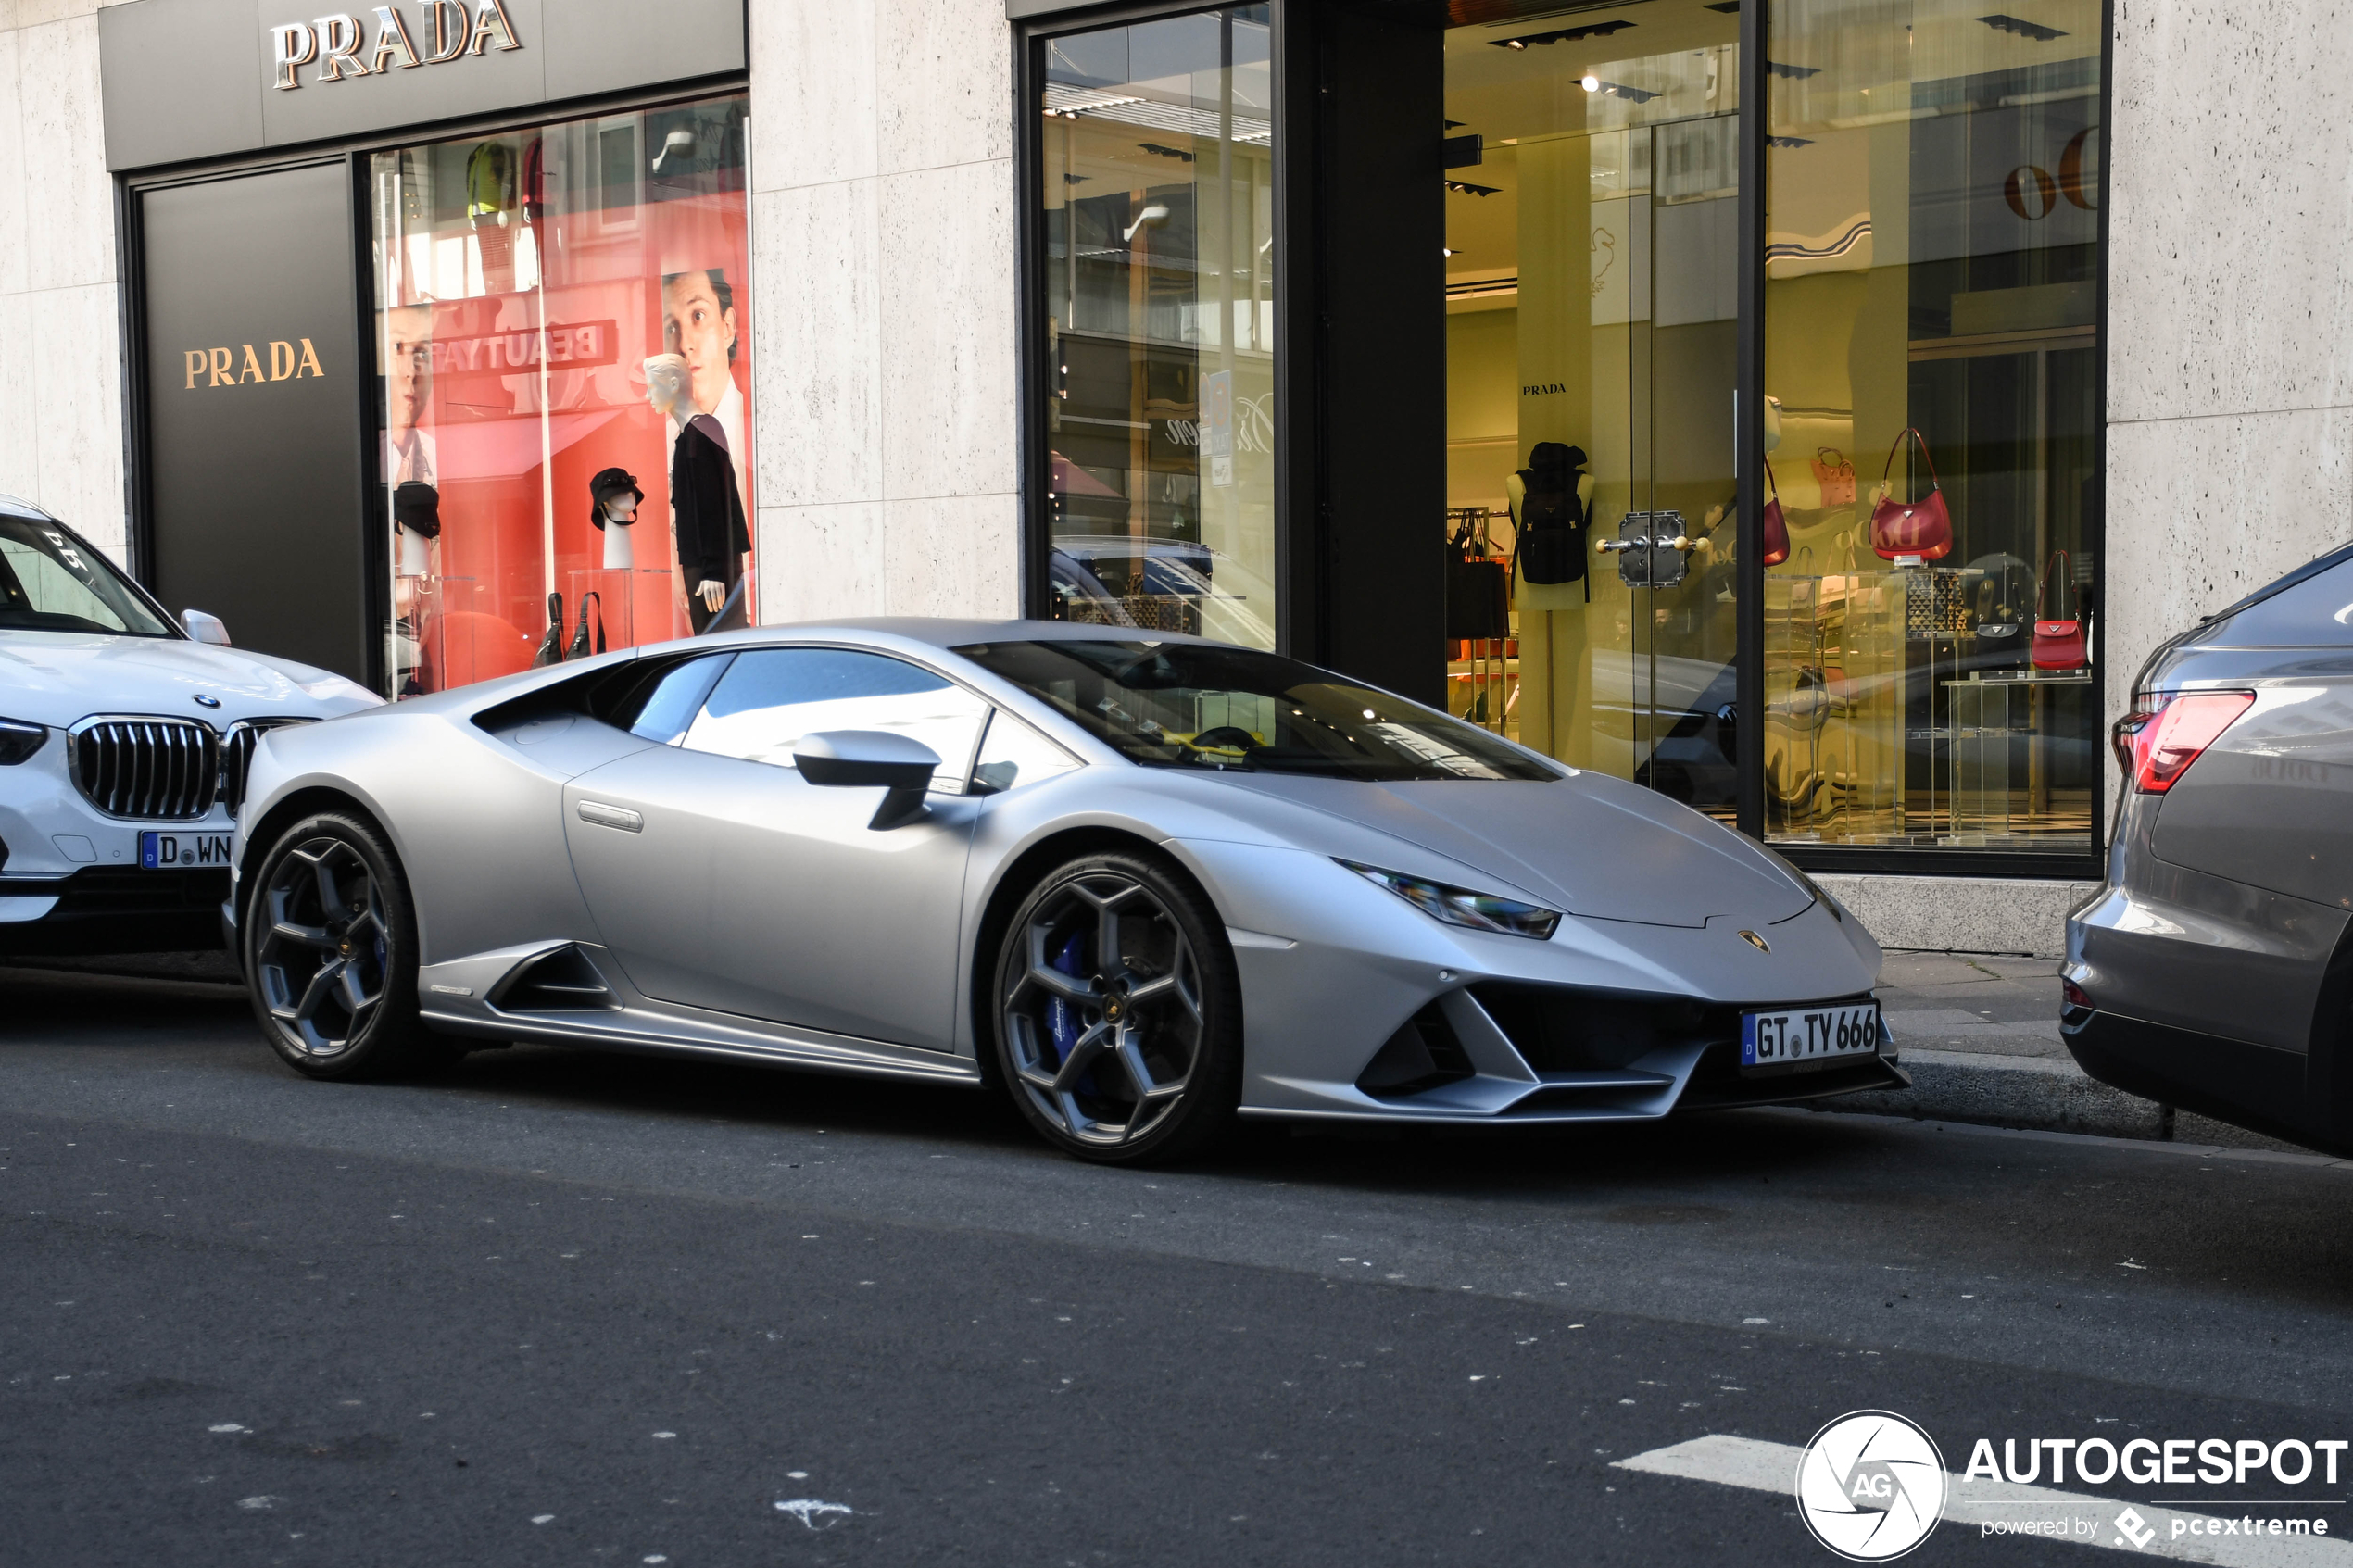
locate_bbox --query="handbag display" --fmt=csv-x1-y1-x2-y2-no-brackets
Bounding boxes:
1761,460,1789,567
1513,442,1589,591
532,590,565,667
1969,565,2030,671
2032,550,2088,671
1868,428,1953,561
1811,446,1857,508
1445,515,1510,641
568,591,605,660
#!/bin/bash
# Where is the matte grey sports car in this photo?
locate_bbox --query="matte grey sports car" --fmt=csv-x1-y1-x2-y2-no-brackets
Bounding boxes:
226,621,1901,1163
2066,541,2353,1154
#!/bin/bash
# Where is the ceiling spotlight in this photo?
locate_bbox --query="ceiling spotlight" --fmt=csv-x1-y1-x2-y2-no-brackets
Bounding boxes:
1505,38,1526,48
1581,73,1600,92
1441,246,1458,257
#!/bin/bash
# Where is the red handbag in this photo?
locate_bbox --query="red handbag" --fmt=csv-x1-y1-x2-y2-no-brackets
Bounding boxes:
2032,549,2087,671
1761,458,1789,567
1868,428,1953,561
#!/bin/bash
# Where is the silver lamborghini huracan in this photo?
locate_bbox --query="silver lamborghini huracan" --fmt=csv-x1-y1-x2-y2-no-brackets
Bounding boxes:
225,621,1902,1163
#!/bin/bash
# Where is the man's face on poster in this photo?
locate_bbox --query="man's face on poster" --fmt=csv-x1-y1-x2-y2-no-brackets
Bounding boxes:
384,305,432,435
662,270,736,416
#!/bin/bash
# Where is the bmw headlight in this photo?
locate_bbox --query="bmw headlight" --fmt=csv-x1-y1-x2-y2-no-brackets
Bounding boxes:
1339,860,1561,940
0,717,47,765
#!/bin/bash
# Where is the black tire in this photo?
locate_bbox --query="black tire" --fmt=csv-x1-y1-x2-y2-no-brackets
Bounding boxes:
989,849,1242,1165
245,809,440,1080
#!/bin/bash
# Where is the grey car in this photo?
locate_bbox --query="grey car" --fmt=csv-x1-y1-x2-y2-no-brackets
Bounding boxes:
226,621,1902,1164
2065,542,2353,1153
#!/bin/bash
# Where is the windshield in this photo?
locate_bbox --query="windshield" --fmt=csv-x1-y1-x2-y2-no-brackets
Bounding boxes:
954,639,1558,782
0,515,175,637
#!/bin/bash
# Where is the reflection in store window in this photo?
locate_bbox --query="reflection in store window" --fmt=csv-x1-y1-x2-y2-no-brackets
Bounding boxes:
371,94,753,698
1764,2,2101,850
1037,6,1277,650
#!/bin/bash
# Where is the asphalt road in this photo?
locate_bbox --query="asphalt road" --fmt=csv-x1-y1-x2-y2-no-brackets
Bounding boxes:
6,963,2352,1567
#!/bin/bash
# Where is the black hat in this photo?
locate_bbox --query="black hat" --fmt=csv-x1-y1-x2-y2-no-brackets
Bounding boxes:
393,480,440,539
589,467,642,531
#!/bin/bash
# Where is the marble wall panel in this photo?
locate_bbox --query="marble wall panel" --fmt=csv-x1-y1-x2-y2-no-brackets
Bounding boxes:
2108,0,2353,424
881,492,1018,619
0,30,26,297
0,289,36,503
28,278,123,550
749,0,877,192
18,15,111,293
876,0,1011,176
759,500,887,623
753,181,883,510
876,157,1015,503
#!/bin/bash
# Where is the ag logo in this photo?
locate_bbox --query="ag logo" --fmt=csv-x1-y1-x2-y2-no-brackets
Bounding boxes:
1794,1410,1947,1561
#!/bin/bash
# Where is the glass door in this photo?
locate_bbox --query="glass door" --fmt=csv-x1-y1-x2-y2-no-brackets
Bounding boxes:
1442,3,1741,818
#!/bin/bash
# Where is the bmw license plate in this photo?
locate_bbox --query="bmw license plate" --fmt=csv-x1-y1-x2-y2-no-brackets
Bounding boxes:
139,831,233,870
1741,1002,1881,1073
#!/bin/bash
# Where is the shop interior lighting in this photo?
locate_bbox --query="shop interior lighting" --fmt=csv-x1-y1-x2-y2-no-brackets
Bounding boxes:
1583,78,1659,102
1491,18,1634,49
1978,13,2067,42
1766,59,1820,80
1444,179,1502,196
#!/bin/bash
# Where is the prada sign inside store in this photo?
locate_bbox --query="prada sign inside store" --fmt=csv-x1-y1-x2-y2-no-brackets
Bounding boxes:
98,0,743,170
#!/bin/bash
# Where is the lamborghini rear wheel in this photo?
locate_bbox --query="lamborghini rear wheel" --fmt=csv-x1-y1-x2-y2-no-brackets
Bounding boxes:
246,810,439,1080
991,850,1242,1165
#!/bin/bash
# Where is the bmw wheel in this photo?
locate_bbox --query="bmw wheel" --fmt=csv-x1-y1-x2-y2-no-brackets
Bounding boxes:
246,810,437,1079
992,850,1241,1164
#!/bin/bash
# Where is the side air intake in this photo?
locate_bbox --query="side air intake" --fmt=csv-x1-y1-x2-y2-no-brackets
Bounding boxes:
487,946,620,1012
1355,1003,1477,1098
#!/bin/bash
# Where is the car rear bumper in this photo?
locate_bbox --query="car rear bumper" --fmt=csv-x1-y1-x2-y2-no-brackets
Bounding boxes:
0,866,233,955
2061,1006,2343,1156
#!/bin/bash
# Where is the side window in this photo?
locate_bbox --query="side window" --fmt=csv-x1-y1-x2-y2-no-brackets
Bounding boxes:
972,709,1082,795
616,653,734,745
683,647,990,792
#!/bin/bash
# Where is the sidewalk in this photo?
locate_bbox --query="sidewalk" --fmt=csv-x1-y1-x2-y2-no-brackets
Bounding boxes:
1831,951,2298,1151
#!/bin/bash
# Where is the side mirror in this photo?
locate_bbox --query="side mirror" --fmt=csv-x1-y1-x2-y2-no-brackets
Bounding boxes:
792,730,940,830
182,608,232,646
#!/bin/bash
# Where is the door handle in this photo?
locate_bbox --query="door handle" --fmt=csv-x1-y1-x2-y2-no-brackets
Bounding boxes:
576,800,643,833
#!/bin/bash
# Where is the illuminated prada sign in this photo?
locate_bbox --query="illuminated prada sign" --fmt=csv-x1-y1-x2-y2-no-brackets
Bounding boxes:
271,1,521,91
183,339,327,388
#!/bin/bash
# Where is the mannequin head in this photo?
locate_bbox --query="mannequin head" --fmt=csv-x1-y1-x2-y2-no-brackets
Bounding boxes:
642,354,690,421
588,466,644,532
605,494,638,524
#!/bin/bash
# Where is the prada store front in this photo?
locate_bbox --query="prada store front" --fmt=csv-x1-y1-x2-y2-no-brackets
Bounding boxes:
100,0,751,698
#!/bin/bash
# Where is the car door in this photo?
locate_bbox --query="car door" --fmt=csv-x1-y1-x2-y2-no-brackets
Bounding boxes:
562,645,990,1050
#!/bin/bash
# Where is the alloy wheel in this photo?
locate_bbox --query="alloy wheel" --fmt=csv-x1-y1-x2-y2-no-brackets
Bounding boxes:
255,836,390,1057
1001,870,1206,1148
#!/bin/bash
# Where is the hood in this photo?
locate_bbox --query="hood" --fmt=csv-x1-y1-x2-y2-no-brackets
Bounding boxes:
1214,770,1813,928
0,629,380,729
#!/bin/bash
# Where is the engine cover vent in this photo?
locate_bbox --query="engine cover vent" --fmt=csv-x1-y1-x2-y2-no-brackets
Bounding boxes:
488,945,620,1012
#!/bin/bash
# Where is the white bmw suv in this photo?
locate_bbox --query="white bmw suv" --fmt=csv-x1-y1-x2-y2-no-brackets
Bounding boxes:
0,495,380,958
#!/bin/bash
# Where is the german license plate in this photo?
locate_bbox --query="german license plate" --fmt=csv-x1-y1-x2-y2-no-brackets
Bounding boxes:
1741,1001,1881,1073
139,831,233,870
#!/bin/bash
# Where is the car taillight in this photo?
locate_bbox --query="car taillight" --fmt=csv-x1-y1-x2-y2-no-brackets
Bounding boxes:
2062,978,2090,1010
2113,690,2255,794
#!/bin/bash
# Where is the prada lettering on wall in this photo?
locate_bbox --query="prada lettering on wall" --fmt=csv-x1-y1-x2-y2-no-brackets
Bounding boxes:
272,1,520,92
182,339,326,388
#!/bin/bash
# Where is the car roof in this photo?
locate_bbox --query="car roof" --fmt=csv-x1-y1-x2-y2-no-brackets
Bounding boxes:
0,492,56,521
691,617,1230,653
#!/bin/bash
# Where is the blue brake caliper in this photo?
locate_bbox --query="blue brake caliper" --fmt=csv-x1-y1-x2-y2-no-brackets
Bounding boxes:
1044,932,1086,1069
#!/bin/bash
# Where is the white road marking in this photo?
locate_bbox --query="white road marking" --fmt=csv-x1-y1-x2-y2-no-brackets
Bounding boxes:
1615,1435,2353,1564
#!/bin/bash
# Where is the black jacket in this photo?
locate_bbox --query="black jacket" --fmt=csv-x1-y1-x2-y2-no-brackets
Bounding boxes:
670,415,749,585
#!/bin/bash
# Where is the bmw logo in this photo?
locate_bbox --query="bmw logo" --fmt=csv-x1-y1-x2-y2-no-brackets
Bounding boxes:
193,694,221,709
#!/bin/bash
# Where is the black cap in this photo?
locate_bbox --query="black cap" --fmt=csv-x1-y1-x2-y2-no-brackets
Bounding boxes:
589,467,642,531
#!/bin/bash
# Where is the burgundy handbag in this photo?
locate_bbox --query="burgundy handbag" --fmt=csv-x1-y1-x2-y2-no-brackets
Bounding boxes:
1869,427,1954,561
1761,458,1789,567
2032,550,2088,671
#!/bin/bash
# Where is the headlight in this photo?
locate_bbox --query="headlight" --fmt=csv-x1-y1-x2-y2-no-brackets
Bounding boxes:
1339,859,1562,940
0,717,47,765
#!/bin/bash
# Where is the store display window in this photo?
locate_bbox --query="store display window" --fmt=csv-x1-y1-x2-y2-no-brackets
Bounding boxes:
371,93,753,697
1034,6,1277,650
1763,2,2101,850
1440,2,1743,819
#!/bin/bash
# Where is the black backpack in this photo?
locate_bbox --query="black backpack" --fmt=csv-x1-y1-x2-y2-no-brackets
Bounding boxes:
1515,442,1589,594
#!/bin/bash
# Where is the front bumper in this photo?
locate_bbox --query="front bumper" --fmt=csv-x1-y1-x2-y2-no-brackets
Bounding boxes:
0,864,233,955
